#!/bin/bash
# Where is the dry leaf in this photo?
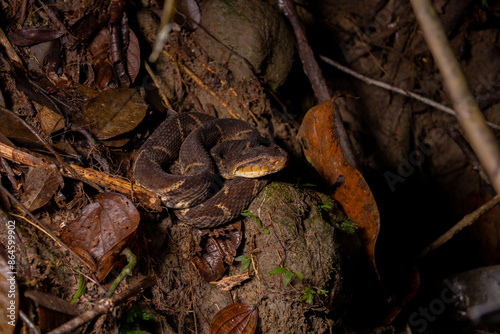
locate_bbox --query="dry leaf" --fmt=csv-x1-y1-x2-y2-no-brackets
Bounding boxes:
210,273,251,291
61,192,140,281
24,290,77,333
38,106,64,135
297,98,381,278
193,222,243,282
0,248,18,333
22,165,64,211
84,87,147,140
9,28,64,46
210,303,258,334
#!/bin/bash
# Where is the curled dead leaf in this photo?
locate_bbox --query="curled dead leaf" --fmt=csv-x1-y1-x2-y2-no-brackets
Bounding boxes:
192,222,243,282
297,98,381,280
210,303,258,334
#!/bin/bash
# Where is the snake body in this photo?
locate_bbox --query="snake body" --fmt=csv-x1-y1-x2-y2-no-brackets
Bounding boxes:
132,112,287,228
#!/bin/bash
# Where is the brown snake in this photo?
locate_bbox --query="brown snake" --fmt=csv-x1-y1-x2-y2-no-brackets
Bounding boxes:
132,112,288,228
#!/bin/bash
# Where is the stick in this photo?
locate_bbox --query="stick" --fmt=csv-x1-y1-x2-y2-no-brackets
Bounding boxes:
319,55,500,131
410,0,500,195
47,276,156,334
418,194,500,260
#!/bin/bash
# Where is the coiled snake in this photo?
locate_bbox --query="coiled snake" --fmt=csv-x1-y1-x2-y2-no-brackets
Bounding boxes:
132,112,288,228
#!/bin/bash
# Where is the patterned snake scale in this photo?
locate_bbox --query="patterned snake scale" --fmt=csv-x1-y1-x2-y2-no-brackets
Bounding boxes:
132,112,288,228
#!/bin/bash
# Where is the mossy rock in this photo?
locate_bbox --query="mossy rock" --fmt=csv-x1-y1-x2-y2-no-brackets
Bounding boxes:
195,0,295,86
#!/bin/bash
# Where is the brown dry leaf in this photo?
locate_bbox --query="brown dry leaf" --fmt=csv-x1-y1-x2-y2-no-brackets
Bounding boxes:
193,222,243,282
126,28,140,83
89,28,114,90
0,108,41,148
9,28,64,46
38,106,64,135
89,27,140,89
84,87,147,140
24,290,77,333
61,192,140,281
210,303,258,334
22,165,64,211
210,273,251,291
297,98,381,278
0,248,18,333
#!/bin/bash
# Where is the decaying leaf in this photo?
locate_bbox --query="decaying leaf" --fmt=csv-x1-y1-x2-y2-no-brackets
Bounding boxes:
0,248,18,334
24,290,77,333
210,272,251,291
210,303,258,334
22,165,64,211
193,222,243,282
84,87,147,141
61,192,140,281
297,98,381,279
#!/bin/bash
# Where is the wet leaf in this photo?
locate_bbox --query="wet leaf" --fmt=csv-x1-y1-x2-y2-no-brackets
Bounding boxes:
9,28,64,46
61,192,140,281
297,98,381,279
210,303,258,334
0,249,18,333
84,88,147,140
210,273,251,291
22,165,64,211
193,222,243,282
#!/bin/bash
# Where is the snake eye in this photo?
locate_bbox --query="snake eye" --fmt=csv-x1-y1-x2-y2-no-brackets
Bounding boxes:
261,153,269,160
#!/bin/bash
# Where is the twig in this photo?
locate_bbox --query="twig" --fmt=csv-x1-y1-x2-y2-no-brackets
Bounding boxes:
0,141,162,210
279,0,330,103
418,194,500,260
0,183,92,270
0,106,103,191
319,55,500,131
47,276,156,334
410,0,500,195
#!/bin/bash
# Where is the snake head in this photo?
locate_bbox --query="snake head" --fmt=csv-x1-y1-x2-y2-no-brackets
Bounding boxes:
227,144,288,178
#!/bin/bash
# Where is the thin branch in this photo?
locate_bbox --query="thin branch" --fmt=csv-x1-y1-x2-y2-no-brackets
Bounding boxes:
418,194,500,260
47,276,156,334
279,0,330,103
410,0,500,195
319,55,500,131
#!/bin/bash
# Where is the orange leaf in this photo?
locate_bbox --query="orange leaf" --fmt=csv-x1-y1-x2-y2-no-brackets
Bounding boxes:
297,98,381,277
210,303,258,334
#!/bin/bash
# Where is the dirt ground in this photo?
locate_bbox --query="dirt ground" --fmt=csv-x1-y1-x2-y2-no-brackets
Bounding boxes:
0,0,500,333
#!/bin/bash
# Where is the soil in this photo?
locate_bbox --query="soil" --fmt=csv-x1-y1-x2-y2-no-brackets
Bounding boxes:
0,0,499,333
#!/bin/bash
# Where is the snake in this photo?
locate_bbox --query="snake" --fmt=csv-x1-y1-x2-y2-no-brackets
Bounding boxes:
132,112,288,228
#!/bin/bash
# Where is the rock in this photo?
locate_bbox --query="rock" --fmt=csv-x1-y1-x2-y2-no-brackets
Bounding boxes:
196,0,295,86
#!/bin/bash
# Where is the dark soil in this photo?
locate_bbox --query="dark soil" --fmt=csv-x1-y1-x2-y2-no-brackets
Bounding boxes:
0,0,499,333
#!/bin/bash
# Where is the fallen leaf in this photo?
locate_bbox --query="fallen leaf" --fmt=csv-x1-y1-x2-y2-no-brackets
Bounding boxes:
210,273,251,291
84,87,147,140
9,28,64,46
126,28,140,83
61,192,140,281
24,290,77,332
89,28,114,90
0,247,18,334
193,222,243,282
38,105,65,135
210,303,258,334
22,165,64,211
297,98,381,280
